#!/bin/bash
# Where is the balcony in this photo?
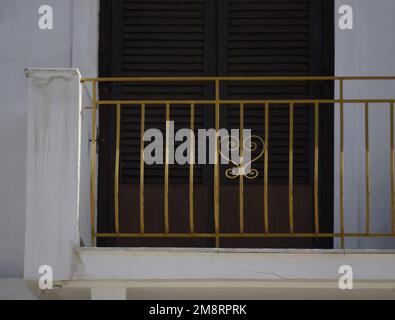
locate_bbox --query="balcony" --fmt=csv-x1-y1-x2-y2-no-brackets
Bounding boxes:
23,69,395,299
79,75,395,249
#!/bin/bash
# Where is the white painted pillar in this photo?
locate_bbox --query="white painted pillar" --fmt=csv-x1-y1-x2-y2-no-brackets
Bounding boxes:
24,69,82,283
91,287,127,300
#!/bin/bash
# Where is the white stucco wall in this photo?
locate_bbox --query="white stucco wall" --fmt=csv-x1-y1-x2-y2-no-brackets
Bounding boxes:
72,1,99,247
335,0,395,249
0,0,98,277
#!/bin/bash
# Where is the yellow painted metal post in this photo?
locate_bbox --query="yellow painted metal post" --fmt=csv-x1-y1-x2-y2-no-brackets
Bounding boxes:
289,102,294,234
189,103,195,234
391,102,395,234
339,79,345,248
264,102,269,233
164,103,170,234
139,104,145,234
239,103,244,234
90,80,97,246
365,102,370,234
114,103,121,234
214,80,220,247
314,102,319,233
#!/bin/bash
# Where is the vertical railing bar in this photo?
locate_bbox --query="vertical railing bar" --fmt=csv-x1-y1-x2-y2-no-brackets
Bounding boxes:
239,102,244,234
90,80,97,246
139,103,145,234
264,102,269,233
339,79,345,248
164,102,170,234
314,102,319,233
189,103,195,234
214,79,220,247
114,103,121,234
289,102,294,234
391,102,395,234
365,102,370,234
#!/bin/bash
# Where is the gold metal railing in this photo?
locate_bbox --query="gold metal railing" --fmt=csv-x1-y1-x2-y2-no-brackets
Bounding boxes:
81,76,395,248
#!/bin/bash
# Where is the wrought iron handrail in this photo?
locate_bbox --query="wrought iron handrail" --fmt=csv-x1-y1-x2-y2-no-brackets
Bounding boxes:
81,76,395,248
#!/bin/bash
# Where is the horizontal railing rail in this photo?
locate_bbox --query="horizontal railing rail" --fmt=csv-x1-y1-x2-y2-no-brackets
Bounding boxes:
82,76,395,248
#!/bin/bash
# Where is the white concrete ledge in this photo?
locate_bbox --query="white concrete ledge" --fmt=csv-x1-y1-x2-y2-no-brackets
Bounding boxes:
73,248,395,282
32,281,395,300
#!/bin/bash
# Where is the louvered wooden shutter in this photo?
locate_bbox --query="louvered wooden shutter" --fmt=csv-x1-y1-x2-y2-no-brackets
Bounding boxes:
115,0,316,184
117,0,216,183
219,0,313,183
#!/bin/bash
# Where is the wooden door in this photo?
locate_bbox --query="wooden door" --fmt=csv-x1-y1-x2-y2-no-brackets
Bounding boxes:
97,0,334,248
